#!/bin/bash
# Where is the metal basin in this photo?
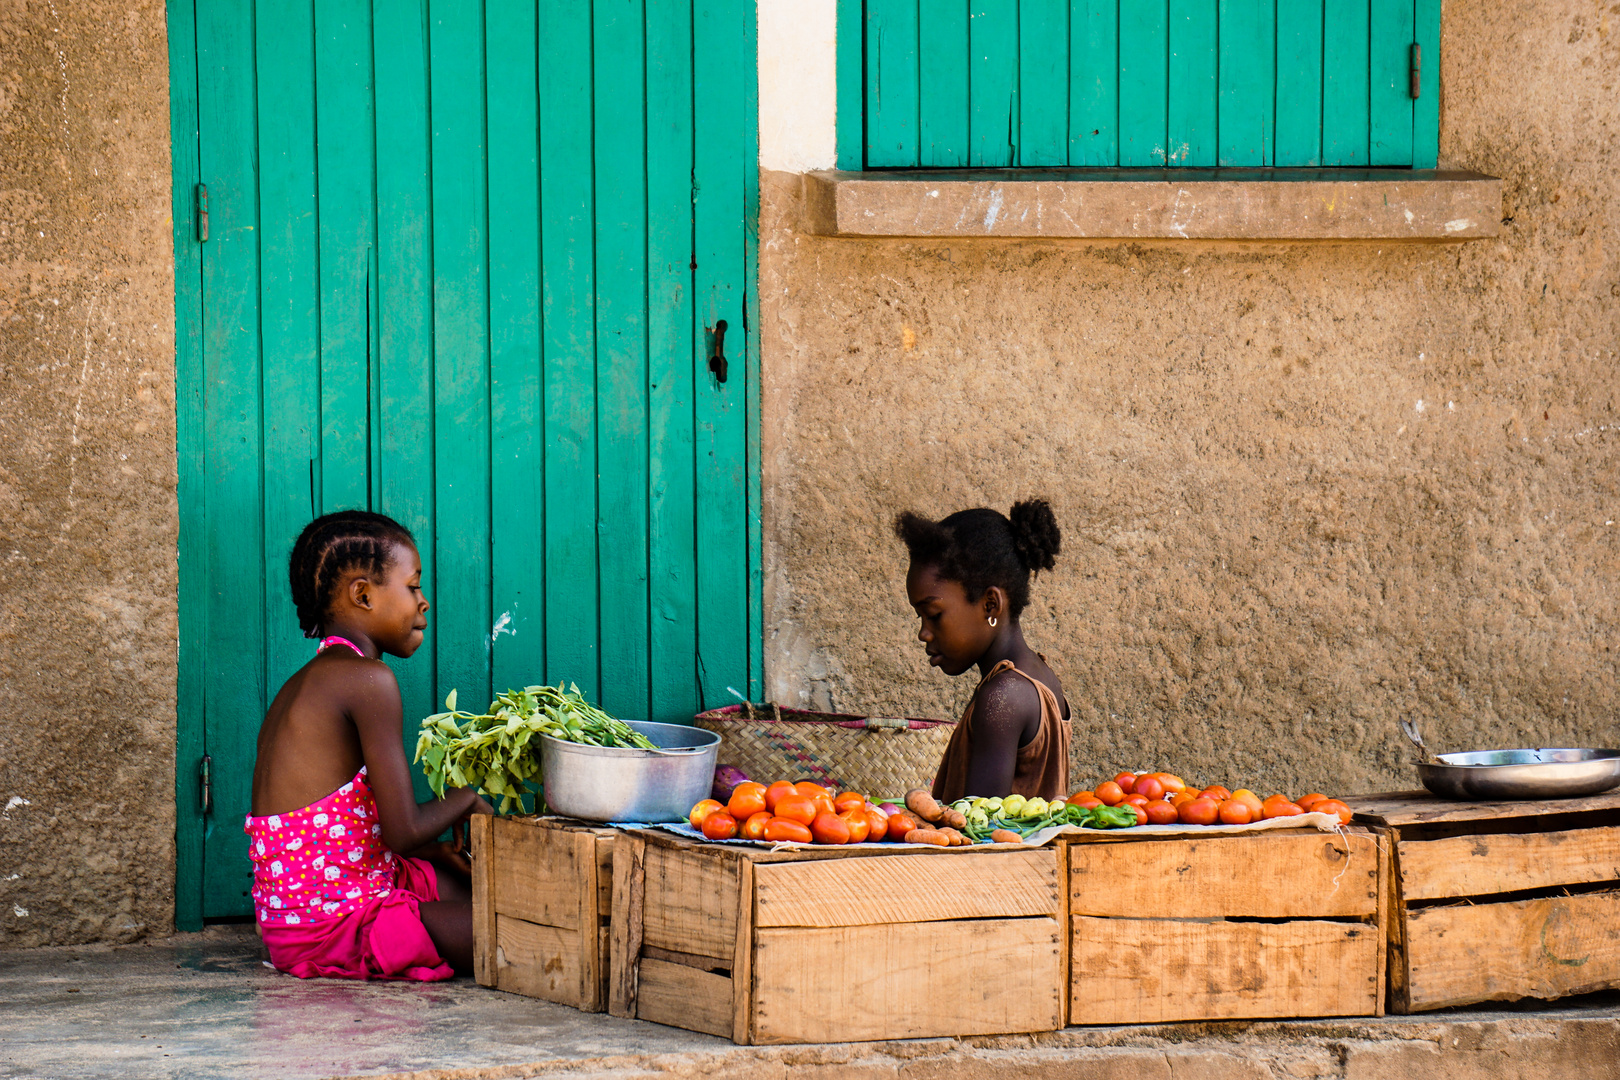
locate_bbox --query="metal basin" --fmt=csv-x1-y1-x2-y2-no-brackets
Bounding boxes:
540,720,721,822
1417,748,1620,800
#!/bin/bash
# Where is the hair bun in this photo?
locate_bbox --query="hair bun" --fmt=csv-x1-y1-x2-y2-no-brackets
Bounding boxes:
1008,498,1060,572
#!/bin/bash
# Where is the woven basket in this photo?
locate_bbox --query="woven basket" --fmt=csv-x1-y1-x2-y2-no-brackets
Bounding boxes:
693,703,956,798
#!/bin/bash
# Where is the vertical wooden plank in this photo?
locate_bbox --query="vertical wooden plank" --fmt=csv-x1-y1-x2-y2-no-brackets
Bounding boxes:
255,0,321,711
1374,828,1390,1016
646,0,698,723
1056,840,1072,1026
1413,0,1439,168
170,0,206,932
195,0,266,918
430,0,493,710
578,831,604,1010
1167,0,1217,166
1069,0,1118,165
732,858,755,1044
1274,0,1325,166
1018,0,1068,166
865,0,920,167
1118,0,1168,166
836,0,866,169
593,0,651,719
374,0,439,801
1322,0,1369,165
1217,0,1275,165
969,0,1019,166
1370,0,1414,165
742,1,764,702
314,0,376,512
609,835,647,1018
470,813,497,986
486,0,544,694
919,0,970,166
539,0,599,699
693,0,750,710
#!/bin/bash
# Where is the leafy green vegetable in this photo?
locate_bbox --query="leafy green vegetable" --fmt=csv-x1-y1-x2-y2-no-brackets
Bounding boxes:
413,682,656,812
958,796,1138,841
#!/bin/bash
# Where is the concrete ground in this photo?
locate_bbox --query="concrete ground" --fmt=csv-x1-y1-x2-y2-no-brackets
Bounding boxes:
2,926,1618,1080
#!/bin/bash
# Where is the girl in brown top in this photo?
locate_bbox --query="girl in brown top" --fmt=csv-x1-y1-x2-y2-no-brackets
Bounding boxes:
895,500,1071,802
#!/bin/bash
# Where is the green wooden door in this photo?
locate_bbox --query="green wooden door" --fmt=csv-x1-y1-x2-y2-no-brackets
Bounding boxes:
169,0,761,926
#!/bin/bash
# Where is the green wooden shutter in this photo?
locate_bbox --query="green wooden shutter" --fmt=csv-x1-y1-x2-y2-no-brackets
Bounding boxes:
848,0,1440,170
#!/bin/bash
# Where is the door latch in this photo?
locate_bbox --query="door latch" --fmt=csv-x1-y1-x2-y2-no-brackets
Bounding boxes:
199,754,212,816
709,319,729,384
195,183,209,242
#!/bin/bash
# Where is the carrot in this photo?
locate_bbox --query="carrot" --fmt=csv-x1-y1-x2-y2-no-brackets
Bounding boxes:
904,828,951,847
990,829,1025,844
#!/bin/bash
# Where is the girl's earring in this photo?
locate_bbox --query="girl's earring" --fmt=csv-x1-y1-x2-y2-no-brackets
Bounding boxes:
988,616,998,628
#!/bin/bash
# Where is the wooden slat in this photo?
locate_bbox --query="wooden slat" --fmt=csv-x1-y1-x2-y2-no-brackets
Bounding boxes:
835,0,866,168
636,959,735,1038
918,0,970,166
592,0,652,721
494,915,582,1008
754,850,1058,927
968,0,1019,166
1117,0,1168,166
1167,0,1216,166
1321,0,1369,165
732,859,755,1044
1055,839,1072,1026
1374,828,1390,1016
1069,829,1381,919
751,918,1064,1044
1412,0,1440,168
577,830,603,1011
491,816,580,930
470,814,496,986
1069,0,1118,165
1017,0,1069,166
609,835,647,1018
596,834,616,919
642,847,738,961
1403,890,1620,1011
1274,0,1325,166
1216,0,1275,166
1367,0,1413,165
865,0,920,167
1398,827,1620,902
1347,791,1620,827
1070,916,1380,1024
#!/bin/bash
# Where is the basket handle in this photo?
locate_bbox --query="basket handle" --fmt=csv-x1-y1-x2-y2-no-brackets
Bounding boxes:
863,716,910,732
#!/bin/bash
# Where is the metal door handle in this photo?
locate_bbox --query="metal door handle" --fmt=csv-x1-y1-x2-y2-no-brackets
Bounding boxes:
709,320,728,384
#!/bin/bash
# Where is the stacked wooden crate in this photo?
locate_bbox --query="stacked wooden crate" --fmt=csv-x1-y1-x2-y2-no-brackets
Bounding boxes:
1348,791,1620,1013
1066,826,1388,1023
468,815,616,1010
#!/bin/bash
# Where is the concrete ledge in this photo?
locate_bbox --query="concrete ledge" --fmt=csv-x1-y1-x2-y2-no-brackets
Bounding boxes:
801,168,1503,241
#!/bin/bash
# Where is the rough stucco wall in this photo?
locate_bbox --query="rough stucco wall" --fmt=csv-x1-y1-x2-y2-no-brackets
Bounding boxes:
760,0,1620,798
0,0,177,946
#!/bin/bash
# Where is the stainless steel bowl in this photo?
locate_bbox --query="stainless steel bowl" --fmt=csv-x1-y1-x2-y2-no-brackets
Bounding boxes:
539,720,721,822
1417,748,1620,800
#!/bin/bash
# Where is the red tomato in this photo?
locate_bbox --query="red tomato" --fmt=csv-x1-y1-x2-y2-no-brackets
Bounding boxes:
688,799,723,828
885,811,919,838
1230,789,1264,814
1178,798,1220,826
811,793,837,817
833,791,867,813
1155,774,1188,795
1067,790,1098,805
1095,781,1126,806
1143,799,1178,825
727,784,767,820
810,811,850,845
763,817,813,843
1070,796,1103,809
774,794,818,826
1296,793,1330,812
862,806,889,842
1217,799,1253,825
702,811,739,840
1261,800,1305,820
1134,776,1165,801
740,811,772,840
1122,793,1149,808
1314,799,1353,824
793,781,832,801
1113,772,1138,794
1125,803,1147,825
1169,791,1197,808
1199,785,1232,802
764,781,797,812
838,808,870,843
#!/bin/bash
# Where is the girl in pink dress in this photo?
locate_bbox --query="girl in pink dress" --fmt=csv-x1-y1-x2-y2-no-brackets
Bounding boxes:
246,511,491,980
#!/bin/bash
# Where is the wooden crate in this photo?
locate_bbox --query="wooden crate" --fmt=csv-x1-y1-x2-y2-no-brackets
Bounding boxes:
1066,826,1387,1024
468,815,616,1011
1348,790,1620,1013
607,830,1069,1044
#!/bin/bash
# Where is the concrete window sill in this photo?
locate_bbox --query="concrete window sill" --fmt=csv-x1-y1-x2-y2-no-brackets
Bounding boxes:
801,168,1503,241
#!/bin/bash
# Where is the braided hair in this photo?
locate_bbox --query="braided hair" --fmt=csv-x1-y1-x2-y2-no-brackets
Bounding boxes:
288,510,417,638
894,499,1061,619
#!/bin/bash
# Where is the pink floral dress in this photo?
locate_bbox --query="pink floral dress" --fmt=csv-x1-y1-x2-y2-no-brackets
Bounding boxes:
245,767,396,927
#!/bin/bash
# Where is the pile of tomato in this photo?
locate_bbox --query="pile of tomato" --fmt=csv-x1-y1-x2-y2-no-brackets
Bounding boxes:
1067,771,1354,827
688,781,916,845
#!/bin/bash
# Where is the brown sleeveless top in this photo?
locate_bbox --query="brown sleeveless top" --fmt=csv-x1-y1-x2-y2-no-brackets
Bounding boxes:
931,660,1072,802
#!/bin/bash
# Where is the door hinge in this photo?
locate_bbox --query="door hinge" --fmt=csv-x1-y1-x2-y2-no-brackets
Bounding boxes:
195,183,209,242
199,754,212,815
1409,43,1421,99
